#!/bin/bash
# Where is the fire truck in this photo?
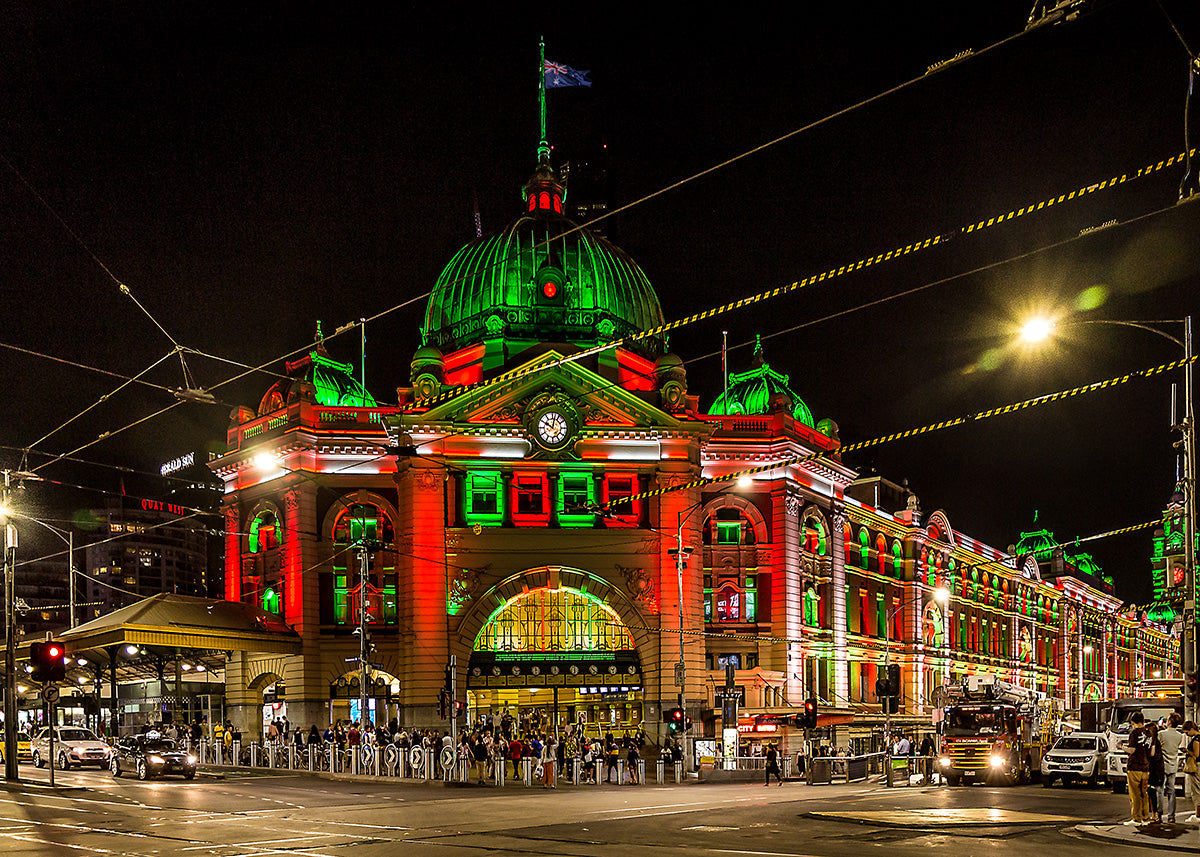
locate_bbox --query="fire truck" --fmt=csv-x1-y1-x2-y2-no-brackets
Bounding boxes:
936,675,1060,786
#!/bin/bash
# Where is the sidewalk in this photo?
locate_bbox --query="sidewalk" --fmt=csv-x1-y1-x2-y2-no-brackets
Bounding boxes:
1077,821,1200,853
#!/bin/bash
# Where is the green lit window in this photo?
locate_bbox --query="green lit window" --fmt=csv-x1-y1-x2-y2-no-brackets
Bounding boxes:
804,588,819,625
875,593,885,640
704,575,713,623
262,587,281,615
249,510,281,553
716,522,741,544
329,502,397,626
466,472,503,522
745,575,756,622
557,473,595,526
473,587,636,653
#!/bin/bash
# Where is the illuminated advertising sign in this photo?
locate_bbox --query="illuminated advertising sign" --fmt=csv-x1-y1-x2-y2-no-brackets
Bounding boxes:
160,452,196,476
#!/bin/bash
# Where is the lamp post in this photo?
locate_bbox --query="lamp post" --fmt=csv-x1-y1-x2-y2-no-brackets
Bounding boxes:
1021,315,1195,719
16,516,76,629
666,477,749,768
883,586,949,784
2,471,18,782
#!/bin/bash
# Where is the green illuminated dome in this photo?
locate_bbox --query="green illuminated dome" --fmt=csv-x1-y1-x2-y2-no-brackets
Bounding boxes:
708,337,816,427
257,332,376,416
1015,528,1058,562
422,162,666,358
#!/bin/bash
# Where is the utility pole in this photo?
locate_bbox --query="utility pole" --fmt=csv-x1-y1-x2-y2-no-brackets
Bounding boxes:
1182,316,1196,722
3,471,18,781
358,543,371,731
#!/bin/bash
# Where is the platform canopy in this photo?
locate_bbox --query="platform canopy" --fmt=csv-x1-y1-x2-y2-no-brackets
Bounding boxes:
56,592,302,664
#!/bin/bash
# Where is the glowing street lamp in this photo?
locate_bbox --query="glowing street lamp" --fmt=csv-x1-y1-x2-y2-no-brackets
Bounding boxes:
1020,313,1195,717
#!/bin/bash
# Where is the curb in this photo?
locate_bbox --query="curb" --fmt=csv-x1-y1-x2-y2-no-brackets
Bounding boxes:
1075,823,1200,853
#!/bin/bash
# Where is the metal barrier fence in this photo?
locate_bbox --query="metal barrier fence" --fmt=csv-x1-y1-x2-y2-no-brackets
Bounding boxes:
189,738,692,787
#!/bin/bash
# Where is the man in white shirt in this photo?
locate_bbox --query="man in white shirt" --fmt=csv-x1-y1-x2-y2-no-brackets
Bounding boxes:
1159,714,1185,823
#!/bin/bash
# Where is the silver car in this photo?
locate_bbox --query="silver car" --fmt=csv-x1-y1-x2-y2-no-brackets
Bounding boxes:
1041,732,1107,787
32,726,112,770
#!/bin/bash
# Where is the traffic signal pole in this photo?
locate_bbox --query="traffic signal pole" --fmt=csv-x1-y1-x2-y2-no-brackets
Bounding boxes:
3,474,18,782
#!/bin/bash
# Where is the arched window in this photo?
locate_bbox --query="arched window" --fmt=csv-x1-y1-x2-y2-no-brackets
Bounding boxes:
891,541,903,580
858,528,871,570
804,518,827,556
876,534,887,577
328,502,397,626
704,508,758,545
249,509,282,553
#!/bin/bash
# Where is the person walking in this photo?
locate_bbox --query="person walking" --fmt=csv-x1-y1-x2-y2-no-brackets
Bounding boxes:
1183,721,1200,825
626,738,641,785
541,734,557,788
1125,711,1153,826
1148,723,1164,822
764,743,783,786
1160,714,1184,823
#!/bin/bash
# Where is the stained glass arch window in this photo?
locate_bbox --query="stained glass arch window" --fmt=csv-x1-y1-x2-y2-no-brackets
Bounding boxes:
473,587,636,653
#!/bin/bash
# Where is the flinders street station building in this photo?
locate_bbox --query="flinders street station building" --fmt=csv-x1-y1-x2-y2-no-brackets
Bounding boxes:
210,143,1180,751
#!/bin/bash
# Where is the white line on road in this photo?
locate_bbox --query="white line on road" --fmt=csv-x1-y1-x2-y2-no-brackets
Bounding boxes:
5,834,113,853
587,801,709,812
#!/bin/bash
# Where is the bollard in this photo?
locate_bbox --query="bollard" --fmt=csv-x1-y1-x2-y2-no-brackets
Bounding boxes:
351,746,359,775
674,761,683,783
268,741,275,769
522,757,533,787
235,741,244,767
374,746,383,777
656,759,665,784
308,745,315,772
495,757,506,787
637,759,646,785
215,741,223,766
329,743,337,773
573,758,582,786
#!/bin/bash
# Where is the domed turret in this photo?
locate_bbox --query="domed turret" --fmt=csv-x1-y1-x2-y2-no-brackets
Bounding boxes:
421,161,665,361
708,337,816,427
1014,528,1058,562
256,323,376,415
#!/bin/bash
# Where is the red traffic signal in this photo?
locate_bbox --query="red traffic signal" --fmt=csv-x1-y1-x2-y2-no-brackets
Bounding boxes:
800,697,818,729
30,640,67,684
666,707,687,733
1186,671,1200,705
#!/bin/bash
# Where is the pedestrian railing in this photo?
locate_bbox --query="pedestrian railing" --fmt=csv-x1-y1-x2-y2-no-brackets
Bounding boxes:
192,737,692,788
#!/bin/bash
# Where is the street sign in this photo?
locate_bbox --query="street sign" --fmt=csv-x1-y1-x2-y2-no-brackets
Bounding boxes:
44,686,59,703
674,662,685,687
344,657,360,663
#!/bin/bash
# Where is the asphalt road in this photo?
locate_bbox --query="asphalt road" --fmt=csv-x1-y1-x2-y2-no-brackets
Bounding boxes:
0,764,1180,856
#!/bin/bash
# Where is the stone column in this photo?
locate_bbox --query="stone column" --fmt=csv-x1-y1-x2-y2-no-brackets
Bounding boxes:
829,507,848,706
395,461,448,727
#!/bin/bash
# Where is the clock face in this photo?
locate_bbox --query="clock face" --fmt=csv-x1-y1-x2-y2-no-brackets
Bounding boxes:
537,410,569,447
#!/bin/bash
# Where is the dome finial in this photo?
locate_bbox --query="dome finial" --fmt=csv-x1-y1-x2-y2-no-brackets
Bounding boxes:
751,334,765,367
315,320,329,356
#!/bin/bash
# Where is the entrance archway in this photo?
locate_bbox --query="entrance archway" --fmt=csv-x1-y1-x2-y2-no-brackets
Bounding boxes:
464,576,644,738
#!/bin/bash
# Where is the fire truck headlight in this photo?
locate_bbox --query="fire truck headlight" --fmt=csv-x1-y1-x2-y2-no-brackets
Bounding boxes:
939,757,952,767
989,755,1005,768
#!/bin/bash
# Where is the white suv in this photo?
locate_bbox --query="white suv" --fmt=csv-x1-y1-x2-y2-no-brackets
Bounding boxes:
1041,732,1107,787
32,726,111,770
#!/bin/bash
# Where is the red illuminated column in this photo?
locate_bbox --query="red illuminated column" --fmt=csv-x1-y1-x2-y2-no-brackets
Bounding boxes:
224,504,241,602
396,461,448,726
829,507,848,704
655,470,703,718
771,484,804,704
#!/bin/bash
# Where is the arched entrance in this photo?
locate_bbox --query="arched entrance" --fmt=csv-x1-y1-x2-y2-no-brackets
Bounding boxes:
466,582,644,738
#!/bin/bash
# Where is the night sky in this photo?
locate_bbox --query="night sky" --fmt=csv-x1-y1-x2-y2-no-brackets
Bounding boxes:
2,2,1198,604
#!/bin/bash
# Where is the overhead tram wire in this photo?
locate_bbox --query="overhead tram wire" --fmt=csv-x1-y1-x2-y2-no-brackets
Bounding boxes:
183,17,1072,404
23,175,1198,488
688,197,1197,367
12,29,1187,475
400,146,1199,415
0,341,180,395
578,353,1199,516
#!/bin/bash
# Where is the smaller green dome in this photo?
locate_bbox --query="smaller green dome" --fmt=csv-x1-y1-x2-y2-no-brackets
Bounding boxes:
257,326,376,415
1072,552,1102,578
1015,528,1058,561
708,337,815,427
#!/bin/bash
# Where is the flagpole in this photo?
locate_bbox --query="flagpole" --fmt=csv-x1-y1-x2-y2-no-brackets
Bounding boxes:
538,37,549,163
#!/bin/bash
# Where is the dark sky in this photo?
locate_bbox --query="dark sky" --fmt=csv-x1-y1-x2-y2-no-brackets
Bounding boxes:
2,1,1198,603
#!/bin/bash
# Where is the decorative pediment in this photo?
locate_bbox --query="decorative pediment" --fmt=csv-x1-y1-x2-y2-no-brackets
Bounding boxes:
415,350,685,433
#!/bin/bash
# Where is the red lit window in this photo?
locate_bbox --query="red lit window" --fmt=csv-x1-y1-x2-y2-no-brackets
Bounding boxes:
716,581,741,622
539,191,550,210
604,475,638,526
542,278,558,299
514,474,547,517
552,195,562,213
528,195,536,211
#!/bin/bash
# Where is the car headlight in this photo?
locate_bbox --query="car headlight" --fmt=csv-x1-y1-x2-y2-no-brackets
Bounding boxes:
148,755,166,765
989,755,1005,768
939,757,951,767
186,755,197,765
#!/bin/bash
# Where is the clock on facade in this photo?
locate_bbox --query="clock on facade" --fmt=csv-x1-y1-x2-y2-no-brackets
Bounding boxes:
536,410,570,448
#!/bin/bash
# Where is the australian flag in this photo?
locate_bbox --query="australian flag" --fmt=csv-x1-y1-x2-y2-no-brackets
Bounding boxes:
544,60,591,88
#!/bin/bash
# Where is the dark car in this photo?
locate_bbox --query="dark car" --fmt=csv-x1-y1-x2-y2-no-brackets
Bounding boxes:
110,736,197,780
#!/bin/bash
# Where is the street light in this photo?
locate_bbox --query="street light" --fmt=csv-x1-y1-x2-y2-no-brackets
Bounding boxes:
667,478,749,768
1020,314,1195,718
883,586,949,784
12,515,77,629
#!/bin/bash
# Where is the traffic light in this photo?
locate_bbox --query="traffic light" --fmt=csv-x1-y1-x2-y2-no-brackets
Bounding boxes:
437,688,448,720
666,707,687,733
881,696,899,715
800,697,818,729
886,664,901,697
30,640,66,683
455,700,467,719
1187,670,1200,705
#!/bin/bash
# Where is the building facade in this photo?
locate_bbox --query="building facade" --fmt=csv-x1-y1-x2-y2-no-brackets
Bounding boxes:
211,140,1179,746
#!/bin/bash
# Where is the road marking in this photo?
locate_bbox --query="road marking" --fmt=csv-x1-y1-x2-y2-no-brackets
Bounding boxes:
808,808,1078,824
6,834,113,853
180,835,340,849
588,801,708,812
